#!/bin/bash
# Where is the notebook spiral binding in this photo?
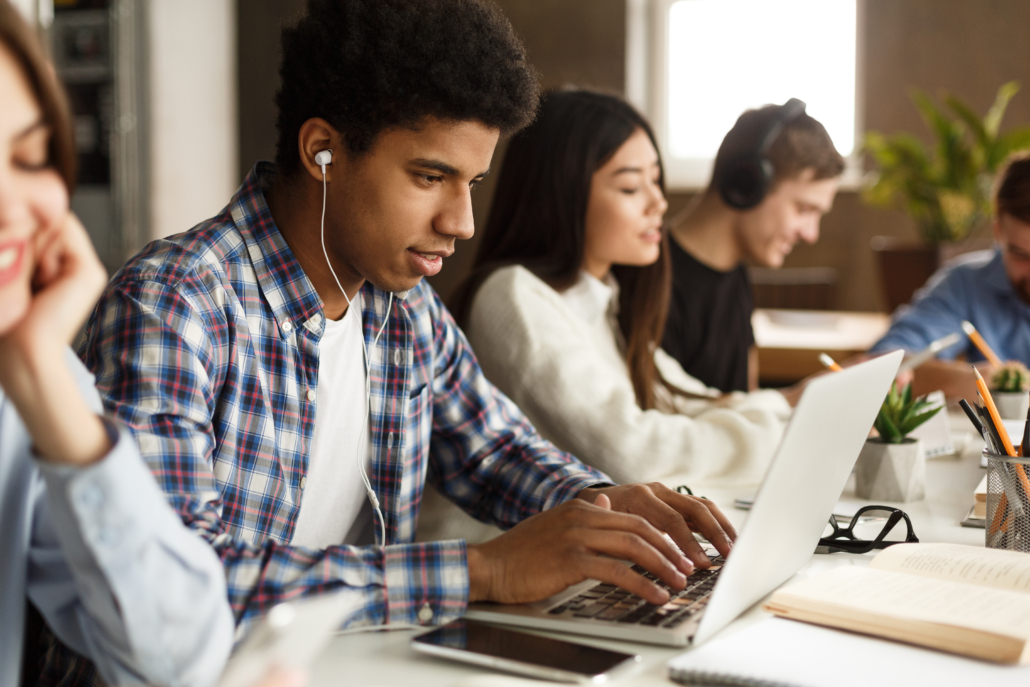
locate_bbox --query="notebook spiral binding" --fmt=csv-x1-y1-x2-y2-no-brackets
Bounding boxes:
669,667,801,687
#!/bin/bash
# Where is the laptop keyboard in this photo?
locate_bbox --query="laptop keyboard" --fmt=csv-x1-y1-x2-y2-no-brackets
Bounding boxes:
546,555,725,630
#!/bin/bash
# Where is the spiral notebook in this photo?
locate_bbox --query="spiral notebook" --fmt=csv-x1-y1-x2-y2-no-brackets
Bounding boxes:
667,616,1030,687
669,668,797,687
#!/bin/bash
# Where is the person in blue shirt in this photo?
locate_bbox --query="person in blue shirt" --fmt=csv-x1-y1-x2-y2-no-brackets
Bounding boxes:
869,153,1030,400
663,101,843,393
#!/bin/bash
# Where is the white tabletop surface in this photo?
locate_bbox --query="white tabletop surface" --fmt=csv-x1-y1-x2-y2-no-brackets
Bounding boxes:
307,413,1021,687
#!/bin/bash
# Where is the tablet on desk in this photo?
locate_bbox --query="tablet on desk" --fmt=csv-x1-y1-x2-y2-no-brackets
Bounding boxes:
412,619,641,684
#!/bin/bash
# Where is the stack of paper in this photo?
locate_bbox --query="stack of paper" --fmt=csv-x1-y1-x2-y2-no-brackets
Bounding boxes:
963,474,987,528
974,474,987,519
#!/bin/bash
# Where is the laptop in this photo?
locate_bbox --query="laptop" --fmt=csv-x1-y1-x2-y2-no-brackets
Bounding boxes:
464,350,903,647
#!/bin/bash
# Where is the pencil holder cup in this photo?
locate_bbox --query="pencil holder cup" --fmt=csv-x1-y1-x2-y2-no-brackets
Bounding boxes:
984,450,1030,552
855,438,926,502
992,391,1030,421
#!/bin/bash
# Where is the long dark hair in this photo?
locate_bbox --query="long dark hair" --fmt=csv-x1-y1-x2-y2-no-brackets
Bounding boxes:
0,0,76,192
452,88,673,409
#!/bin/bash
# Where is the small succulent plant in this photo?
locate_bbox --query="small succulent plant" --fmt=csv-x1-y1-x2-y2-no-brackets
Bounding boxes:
873,382,943,444
991,362,1030,393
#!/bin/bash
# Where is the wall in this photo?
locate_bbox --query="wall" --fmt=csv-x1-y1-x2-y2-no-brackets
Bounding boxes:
149,0,238,240
236,0,305,181
236,0,1030,310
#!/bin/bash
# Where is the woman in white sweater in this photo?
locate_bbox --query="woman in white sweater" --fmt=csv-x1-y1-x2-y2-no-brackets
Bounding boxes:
452,89,795,490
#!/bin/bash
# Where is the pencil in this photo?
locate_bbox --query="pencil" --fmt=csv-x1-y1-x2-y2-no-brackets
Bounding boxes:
818,353,843,372
1023,403,1030,457
962,321,1003,367
976,401,1002,454
958,398,985,439
975,368,1030,499
975,368,1017,457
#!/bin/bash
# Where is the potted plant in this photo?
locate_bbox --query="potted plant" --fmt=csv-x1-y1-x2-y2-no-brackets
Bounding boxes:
863,82,1030,312
990,362,1030,420
855,382,943,502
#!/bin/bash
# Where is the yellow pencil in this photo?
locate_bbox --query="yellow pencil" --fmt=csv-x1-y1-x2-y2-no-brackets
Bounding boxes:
975,368,1016,456
818,353,843,372
975,368,1030,496
962,321,1003,367
974,369,1025,539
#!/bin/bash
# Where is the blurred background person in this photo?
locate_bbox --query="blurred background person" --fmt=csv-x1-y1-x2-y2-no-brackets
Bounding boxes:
0,2,234,685
451,89,792,488
869,153,1030,400
419,89,794,543
662,103,843,393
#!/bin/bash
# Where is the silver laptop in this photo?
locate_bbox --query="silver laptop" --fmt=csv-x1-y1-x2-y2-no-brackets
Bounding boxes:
465,350,903,647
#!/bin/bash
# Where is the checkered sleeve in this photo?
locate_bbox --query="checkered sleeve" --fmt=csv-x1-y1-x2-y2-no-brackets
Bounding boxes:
423,290,610,528
80,275,471,630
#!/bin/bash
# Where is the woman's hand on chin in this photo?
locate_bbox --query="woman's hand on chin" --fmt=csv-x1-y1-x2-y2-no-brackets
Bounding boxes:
9,212,106,352
0,212,111,466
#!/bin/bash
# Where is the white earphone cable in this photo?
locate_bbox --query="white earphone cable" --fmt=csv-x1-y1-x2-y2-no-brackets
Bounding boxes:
320,167,391,547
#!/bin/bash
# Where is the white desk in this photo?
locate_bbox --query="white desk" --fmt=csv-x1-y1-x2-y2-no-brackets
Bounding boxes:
308,421,1024,686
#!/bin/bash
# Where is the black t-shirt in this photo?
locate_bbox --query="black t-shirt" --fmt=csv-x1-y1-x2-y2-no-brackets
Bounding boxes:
662,239,755,393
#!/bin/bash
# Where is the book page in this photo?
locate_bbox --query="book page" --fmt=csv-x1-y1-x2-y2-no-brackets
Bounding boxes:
869,543,1030,593
771,567,1030,638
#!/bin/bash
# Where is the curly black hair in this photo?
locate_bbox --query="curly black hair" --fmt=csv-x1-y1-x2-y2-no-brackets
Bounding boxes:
274,0,540,175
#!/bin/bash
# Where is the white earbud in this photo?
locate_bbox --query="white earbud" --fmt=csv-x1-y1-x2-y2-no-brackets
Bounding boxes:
315,149,332,174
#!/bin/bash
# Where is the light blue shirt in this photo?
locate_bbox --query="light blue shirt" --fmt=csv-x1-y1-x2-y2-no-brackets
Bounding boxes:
870,248,1030,363
0,353,233,687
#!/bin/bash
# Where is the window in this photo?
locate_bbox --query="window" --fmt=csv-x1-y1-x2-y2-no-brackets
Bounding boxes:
627,0,862,189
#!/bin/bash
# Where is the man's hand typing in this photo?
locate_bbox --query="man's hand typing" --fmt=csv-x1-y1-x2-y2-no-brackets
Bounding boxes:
466,484,736,607
577,483,736,565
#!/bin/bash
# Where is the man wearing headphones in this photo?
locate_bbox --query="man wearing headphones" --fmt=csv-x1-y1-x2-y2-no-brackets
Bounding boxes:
662,102,845,394
64,1,737,679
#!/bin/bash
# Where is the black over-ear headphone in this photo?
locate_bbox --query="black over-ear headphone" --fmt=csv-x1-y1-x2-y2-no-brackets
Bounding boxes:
717,98,807,211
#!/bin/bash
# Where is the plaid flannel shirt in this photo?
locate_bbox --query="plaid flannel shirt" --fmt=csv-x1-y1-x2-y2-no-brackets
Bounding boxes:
79,162,609,633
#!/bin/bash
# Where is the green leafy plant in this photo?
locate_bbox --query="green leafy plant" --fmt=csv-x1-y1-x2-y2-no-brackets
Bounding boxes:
863,81,1030,244
991,362,1030,393
873,382,943,444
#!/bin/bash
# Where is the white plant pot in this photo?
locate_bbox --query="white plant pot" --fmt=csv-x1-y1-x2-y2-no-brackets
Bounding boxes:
992,391,1029,421
854,438,926,503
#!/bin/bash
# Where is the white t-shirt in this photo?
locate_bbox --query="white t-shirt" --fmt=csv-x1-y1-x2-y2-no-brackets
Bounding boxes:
291,295,375,548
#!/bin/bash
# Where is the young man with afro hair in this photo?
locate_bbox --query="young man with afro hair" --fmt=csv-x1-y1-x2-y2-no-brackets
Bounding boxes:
69,1,735,677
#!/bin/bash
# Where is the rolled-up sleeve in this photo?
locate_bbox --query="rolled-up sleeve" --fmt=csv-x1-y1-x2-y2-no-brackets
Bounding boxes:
28,420,233,687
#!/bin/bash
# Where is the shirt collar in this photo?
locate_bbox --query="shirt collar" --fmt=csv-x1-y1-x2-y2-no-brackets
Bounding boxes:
561,271,619,324
230,162,325,338
983,247,1016,295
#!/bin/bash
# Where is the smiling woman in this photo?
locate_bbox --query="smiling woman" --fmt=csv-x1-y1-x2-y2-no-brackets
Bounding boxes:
0,2,235,685
430,90,793,518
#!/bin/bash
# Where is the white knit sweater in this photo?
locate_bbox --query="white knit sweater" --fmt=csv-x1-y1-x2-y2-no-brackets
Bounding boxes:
415,265,791,544
468,265,790,486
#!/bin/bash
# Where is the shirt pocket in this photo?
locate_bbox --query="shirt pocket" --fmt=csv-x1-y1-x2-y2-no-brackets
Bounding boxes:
405,384,431,465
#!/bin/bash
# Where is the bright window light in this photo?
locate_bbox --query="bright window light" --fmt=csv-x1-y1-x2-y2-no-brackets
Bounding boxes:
667,0,857,160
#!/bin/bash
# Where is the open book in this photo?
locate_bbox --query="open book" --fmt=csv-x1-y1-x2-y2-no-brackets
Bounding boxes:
763,543,1030,664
